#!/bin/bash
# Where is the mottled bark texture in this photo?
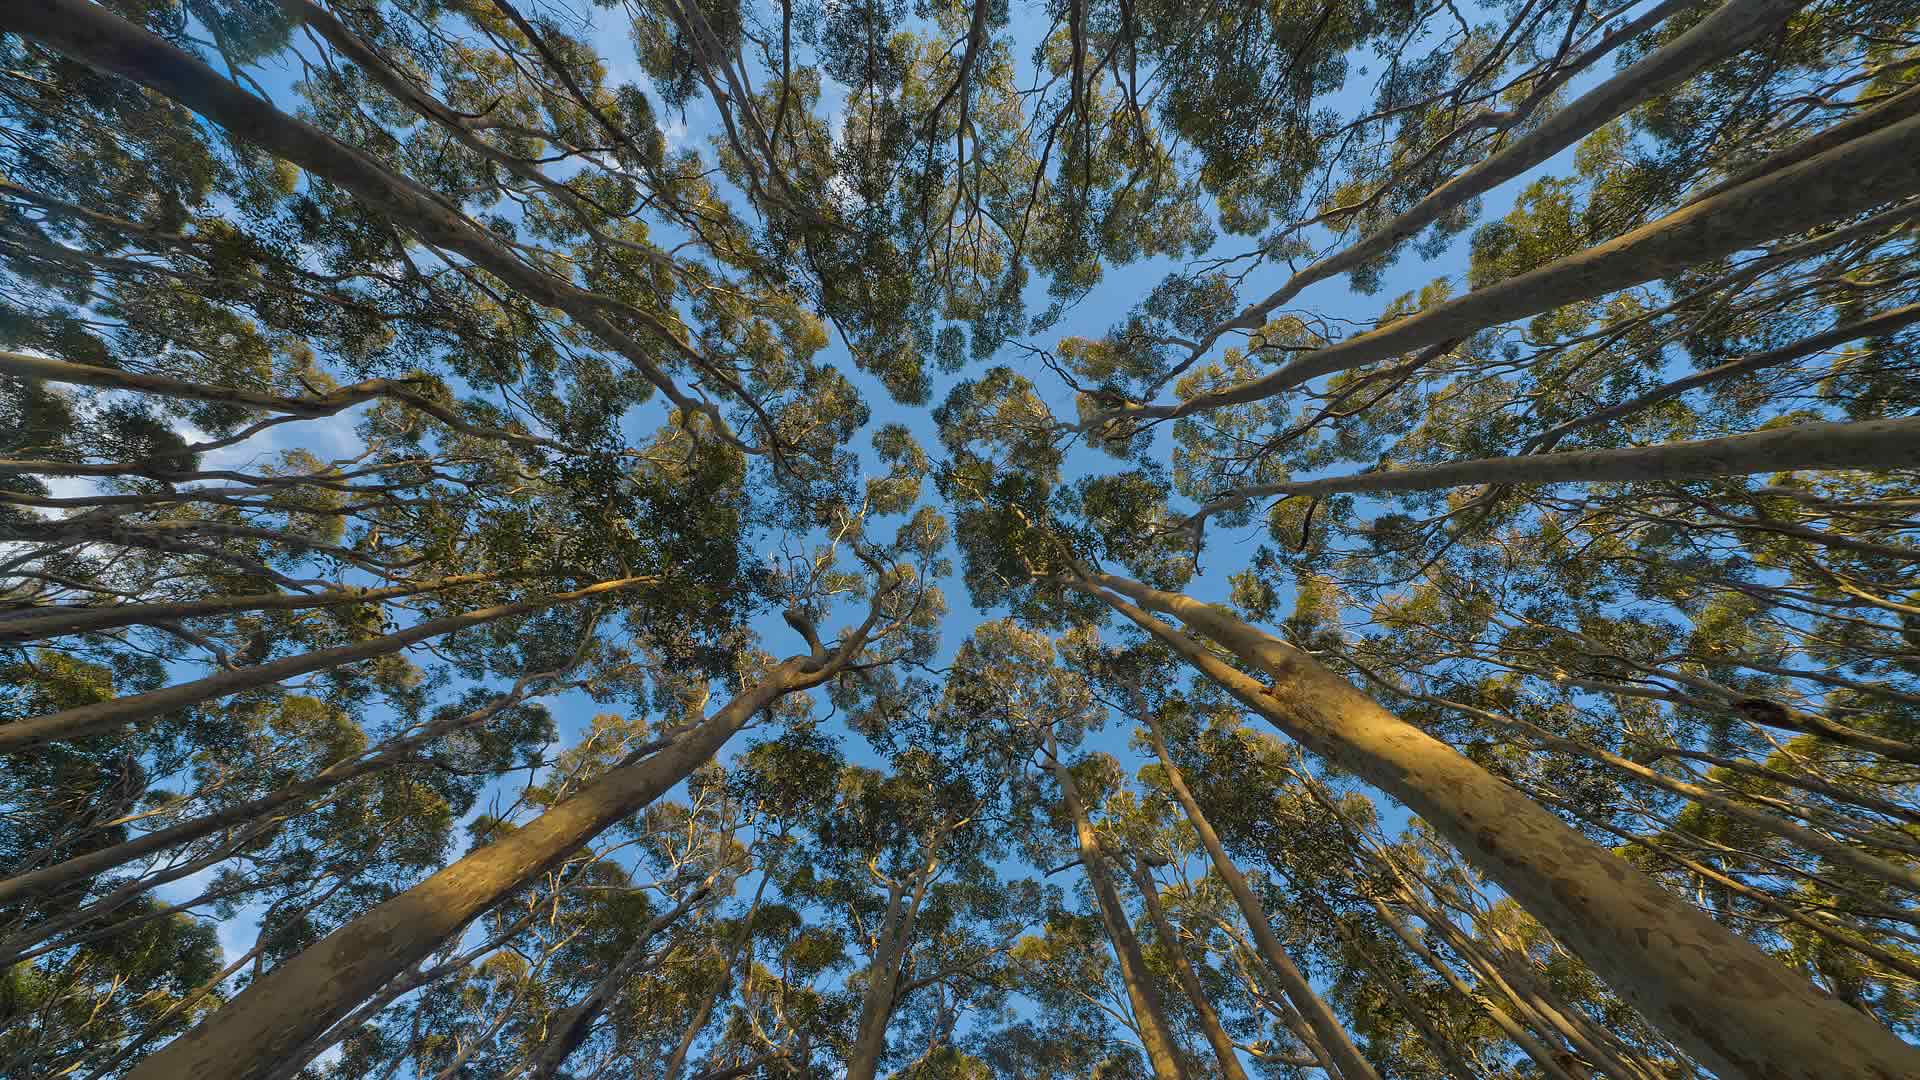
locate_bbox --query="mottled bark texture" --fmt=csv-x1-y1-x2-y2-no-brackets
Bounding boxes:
1123,107,1920,423
122,651,847,1080
0,578,651,753
1078,572,1920,1080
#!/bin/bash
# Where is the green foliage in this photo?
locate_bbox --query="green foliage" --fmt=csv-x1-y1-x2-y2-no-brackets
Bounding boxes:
4,0,1919,1076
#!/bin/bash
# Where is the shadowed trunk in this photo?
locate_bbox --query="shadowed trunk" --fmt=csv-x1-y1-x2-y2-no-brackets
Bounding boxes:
0,577,652,753
0,572,515,644
121,643,857,1080
1125,856,1254,1080
1135,708,1382,1080
1123,107,1920,423
1194,415,1920,518
1194,0,1797,349
1046,728,1191,1080
1076,570,1920,1080
524,885,709,1079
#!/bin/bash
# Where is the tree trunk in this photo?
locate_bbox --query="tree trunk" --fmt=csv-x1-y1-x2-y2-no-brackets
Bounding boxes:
1524,302,1920,452
0,572,514,644
1372,897,1579,1080
0,577,650,753
0,679,552,904
1125,106,1920,423
1332,914,1481,1080
1442,694,1920,893
0,349,567,455
524,886,707,1079
262,910,541,1080
1137,710,1383,1080
661,874,771,1080
1194,415,1920,514
845,866,932,1080
1198,0,1794,347
1076,571,1920,1080
121,648,849,1080
4,0,728,437
1046,729,1191,1080
1126,856,1254,1080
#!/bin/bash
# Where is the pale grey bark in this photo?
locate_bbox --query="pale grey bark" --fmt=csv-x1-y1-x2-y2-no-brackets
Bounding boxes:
1114,109,1920,425
0,577,650,753
121,634,863,1080
1191,415,1920,527
1135,710,1383,1080
1047,729,1191,1080
5,1,733,442
1126,856,1254,1080
1183,0,1795,360
1078,571,1920,1080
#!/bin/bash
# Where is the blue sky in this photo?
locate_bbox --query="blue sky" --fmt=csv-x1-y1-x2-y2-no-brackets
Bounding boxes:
88,0,1638,1067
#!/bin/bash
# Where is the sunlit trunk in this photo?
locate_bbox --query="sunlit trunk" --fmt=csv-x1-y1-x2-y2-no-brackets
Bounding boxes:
123,651,847,1080
1079,571,1920,1080
1047,728,1191,1080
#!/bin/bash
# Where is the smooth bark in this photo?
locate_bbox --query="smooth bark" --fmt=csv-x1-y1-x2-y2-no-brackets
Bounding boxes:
845,856,936,1080
1193,0,1793,352
1077,570,1920,1080
122,644,854,1080
1121,107,1920,424
1046,730,1191,1080
524,886,708,1079
1138,710,1383,1080
3,0,729,438
1192,415,1920,523
0,678,550,904
0,572,512,644
1126,857,1254,1080
0,577,650,753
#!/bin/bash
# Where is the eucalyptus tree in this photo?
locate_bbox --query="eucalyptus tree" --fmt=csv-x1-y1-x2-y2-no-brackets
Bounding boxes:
5,0,1920,1074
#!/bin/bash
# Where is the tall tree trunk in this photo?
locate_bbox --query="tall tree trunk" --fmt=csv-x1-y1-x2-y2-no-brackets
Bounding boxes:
1121,107,1920,423
1125,856,1254,1080
0,577,652,753
3,0,730,436
0,572,515,644
0,348,558,454
1195,0,1795,350
845,868,929,1080
0,677,554,904
1330,915,1480,1080
1046,729,1191,1080
662,873,771,1080
122,645,855,1080
524,886,708,1079
1425,692,1920,893
1372,897,1579,1080
262,910,541,1080
1193,415,1920,515
1136,708,1383,1080
1075,571,1920,1080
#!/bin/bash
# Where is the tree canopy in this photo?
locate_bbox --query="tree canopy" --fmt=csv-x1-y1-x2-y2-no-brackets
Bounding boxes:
1,0,1918,1076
